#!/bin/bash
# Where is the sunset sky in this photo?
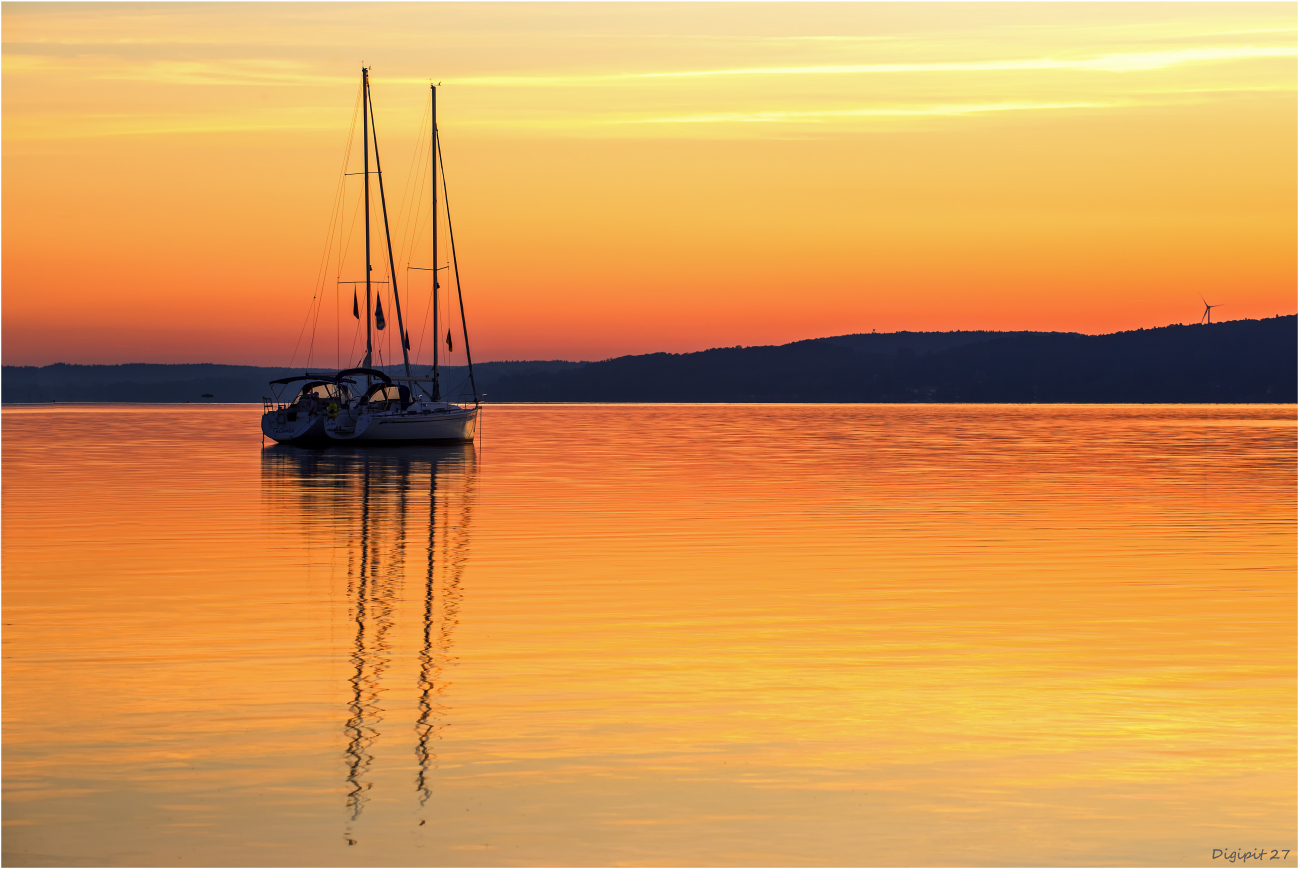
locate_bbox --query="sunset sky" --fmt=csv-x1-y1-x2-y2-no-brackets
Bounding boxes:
3,2,1295,366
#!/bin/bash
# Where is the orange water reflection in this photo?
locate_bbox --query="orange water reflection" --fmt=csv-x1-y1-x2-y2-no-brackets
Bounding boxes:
3,404,1295,866
262,445,476,826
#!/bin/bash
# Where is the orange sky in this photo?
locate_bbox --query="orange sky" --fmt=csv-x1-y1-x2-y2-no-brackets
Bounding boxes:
2,3,1295,366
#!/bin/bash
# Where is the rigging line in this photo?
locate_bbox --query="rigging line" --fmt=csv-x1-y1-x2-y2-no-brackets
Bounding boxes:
307,265,329,368
393,98,432,278
445,374,472,400
383,279,392,370
396,114,432,282
373,197,397,373
336,179,367,292
288,285,317,370
437,130,477,402
404,101,431,255
408,142,436,368
433,215,447,373
335,112,360,281
315,83,363,306
401,151,433,281
367,87,412,376
293,81,363,369
389,104,432,301
441,214,451,372
335,141,351,371
290,236,333,367
308,218,345,368
306,80,364,366
431,215,447,374
397,148,432,291
416,268,434,370
314,148,360,366
306,296,316,369
348,315,362,368
407,142,432,269
412,113,433,266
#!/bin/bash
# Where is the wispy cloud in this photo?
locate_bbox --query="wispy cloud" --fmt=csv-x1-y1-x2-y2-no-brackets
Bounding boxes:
1,55,349,87
611,101,1122,126
5,43,1292,92
451,44,1297,87
3,110,341,141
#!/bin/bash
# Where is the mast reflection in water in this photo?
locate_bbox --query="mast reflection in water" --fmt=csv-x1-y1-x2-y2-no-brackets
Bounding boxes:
261,444,475,831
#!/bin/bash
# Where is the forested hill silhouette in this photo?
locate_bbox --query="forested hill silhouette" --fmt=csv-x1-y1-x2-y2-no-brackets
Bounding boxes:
2,316,1294,403
487,316,1296,403
0,361,577,404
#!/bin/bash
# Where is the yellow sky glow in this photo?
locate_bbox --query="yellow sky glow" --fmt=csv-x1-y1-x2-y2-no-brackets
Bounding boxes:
2,2,1295,365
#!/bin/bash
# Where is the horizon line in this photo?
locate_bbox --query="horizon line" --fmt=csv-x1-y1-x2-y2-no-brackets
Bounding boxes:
3,314,1292,369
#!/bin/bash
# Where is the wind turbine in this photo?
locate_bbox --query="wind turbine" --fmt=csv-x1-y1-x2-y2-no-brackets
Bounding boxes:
1199,296,1222,324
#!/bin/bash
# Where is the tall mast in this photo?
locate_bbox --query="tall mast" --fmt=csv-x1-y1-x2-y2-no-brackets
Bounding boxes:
367,83,412,377
362,67,373,372
436,133,478,405
430,84,440,401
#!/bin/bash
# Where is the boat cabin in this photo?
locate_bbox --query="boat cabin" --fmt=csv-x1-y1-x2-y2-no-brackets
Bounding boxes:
358,383,413,412
293,381,336,403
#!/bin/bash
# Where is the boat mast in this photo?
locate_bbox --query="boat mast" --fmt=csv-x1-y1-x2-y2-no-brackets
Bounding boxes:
362,67,373,373
436,133,479,405
367,80,412,378
430,84,441,401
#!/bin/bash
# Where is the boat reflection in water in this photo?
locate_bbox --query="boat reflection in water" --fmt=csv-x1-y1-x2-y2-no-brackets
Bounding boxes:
260,443,476,834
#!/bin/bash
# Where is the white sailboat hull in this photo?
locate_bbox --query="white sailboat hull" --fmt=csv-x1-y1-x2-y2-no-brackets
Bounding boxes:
261,408,329,444
326,404,477,443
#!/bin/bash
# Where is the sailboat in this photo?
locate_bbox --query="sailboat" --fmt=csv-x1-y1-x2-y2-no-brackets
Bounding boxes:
260,373,357,444
262,67,479,445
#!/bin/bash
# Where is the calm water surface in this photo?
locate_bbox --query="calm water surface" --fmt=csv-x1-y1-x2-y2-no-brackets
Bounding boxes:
3,405,1295,866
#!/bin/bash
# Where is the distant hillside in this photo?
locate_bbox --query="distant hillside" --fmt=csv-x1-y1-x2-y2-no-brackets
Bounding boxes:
3,317,1294,404
486,317,1295,403
0,361,579,404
